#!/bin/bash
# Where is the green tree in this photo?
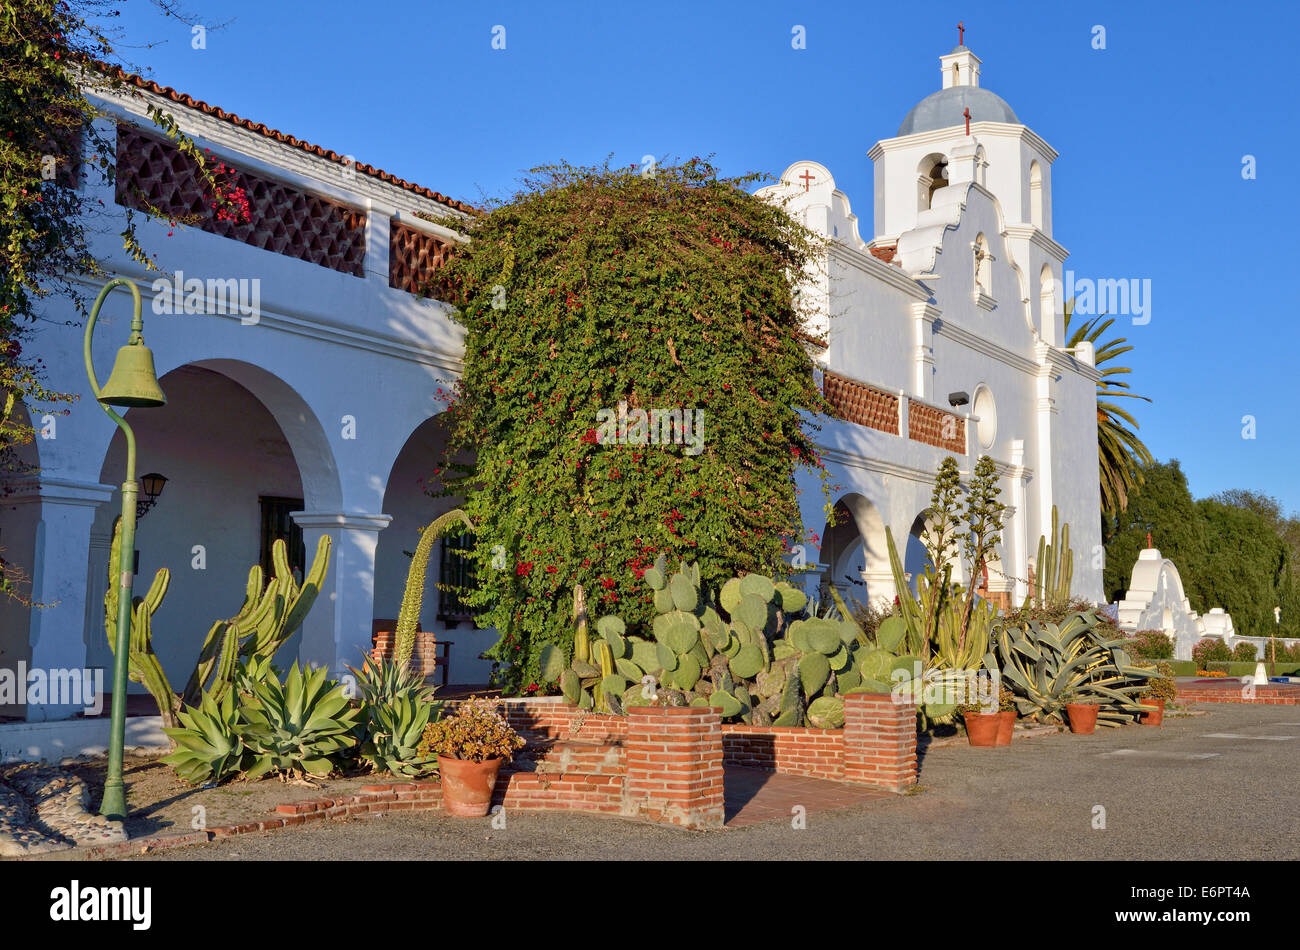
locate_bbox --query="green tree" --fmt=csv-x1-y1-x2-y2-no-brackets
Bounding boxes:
437,159,830,692
1102,459,1208,603
1064,302,1155,521
1194,498,1288,636
1,0,232,602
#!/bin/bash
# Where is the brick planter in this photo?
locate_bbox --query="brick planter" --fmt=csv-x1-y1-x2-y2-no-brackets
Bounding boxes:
621,706,725,830
842,693,919,793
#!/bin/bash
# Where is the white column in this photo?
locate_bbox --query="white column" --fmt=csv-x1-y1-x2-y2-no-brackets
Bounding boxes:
1009,440,1030,606
365,200,396,285
291,512,392,677
23,478,115,721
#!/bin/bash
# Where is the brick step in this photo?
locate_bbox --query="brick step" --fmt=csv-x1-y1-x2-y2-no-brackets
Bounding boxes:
493,768,624,814
514,736,625,775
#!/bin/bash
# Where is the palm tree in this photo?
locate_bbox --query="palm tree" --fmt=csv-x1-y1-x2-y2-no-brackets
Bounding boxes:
1064,301,1155,519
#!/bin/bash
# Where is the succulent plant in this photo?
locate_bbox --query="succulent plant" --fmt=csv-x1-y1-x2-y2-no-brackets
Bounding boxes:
239,662,361,779
392,509,475,672
987,611,1154,726
1026,505,1073,610
160,687,246,785
105,516,332,734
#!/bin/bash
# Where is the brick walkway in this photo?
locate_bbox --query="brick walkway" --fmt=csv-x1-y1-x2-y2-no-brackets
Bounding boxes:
722,766,890,827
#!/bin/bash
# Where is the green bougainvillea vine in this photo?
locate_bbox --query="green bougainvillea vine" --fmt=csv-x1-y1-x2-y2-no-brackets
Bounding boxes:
433,158,833,693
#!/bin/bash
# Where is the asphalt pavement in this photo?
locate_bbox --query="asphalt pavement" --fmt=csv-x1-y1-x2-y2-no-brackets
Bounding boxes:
124,704,1300,861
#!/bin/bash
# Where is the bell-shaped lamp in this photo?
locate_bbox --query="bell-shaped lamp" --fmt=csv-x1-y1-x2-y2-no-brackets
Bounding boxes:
98,340,167,408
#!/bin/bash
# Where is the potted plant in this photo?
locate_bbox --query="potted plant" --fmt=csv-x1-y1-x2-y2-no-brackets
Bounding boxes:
1138,662,1178,727
995,684,1017,746
1063,693,1099,735
417,696,524,816
958,701,1001,748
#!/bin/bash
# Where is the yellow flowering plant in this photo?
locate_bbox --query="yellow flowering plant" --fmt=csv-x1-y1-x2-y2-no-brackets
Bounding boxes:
417,696,524,763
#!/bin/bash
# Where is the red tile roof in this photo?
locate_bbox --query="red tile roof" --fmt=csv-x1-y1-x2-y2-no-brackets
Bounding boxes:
94,63,476,215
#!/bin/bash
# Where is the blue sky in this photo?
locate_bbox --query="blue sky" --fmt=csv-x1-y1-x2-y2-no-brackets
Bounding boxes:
111,0,1300,514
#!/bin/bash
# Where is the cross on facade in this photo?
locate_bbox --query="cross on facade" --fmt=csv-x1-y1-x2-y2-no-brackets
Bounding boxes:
963,107,971,135
1147,531,1153,549
798,169,816,192
958,21,964,46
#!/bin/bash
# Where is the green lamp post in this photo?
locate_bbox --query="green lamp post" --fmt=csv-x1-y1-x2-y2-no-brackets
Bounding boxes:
83,278,167,821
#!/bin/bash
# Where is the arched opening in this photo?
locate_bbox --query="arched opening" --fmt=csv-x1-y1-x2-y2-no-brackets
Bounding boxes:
372,412,490,687
917,153,949,212
817,493,890,610
975,145,988,187
1039,264,1057,336
85,363,328,689
1029,160,1043,229
974,233,993,298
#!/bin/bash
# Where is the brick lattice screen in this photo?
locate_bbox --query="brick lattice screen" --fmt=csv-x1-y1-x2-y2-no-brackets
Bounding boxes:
908,401,966,453
388,218,455,296
822,371,899,434
114,123,367,276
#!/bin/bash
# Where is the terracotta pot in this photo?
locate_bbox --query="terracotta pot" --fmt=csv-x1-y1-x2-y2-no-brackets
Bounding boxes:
995,709,1016,745
964,711,1001,747
437,755,503,817
1139,698,1165,727
1064,702,1099,735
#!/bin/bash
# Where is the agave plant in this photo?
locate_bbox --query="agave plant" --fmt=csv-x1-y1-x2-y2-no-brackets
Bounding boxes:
986,611,1154,726
352,654,441,777
161,688,246,785
359,693,440,778
240,662,361,779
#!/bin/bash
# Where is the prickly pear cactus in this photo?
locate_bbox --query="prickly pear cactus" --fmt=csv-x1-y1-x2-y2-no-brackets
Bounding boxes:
539,555,925,728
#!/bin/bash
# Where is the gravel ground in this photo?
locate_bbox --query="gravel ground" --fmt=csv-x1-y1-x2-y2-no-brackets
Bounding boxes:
115,703,1300,861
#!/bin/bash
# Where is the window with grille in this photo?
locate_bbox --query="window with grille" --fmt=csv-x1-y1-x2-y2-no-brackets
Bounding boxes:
436,529,478,624
259,497,305,581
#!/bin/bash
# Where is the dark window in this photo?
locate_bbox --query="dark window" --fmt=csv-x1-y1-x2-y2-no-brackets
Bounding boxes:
436,529,477,624
259,497,305,580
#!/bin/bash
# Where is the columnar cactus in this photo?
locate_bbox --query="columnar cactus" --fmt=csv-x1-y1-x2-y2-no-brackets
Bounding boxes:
104,516,333,734
1028,505,1074,609
105,517,177,726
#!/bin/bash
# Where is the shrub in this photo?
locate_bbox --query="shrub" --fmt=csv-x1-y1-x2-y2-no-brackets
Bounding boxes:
1232,641,1259,662
1140,661,1179,703
1192,638,1232,669
438,159,830,693
418,697,524,763
1125,629,1174,661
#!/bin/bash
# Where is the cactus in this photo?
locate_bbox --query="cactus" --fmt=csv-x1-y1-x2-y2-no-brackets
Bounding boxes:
1027,506,1074,609
182,532,332,707
393,508,475,672
105,517,177,726
104,516,333,734
558,556,897,728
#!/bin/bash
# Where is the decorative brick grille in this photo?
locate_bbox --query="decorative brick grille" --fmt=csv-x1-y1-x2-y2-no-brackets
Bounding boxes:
822,371,899,434
114,122,367,276
907,401,967,453
388,218,454,296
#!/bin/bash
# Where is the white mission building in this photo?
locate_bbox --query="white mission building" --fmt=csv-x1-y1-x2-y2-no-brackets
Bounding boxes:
1,42,1103,721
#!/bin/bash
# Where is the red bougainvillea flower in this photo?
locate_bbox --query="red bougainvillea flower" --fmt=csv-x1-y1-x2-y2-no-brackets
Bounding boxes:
516,562,534,577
